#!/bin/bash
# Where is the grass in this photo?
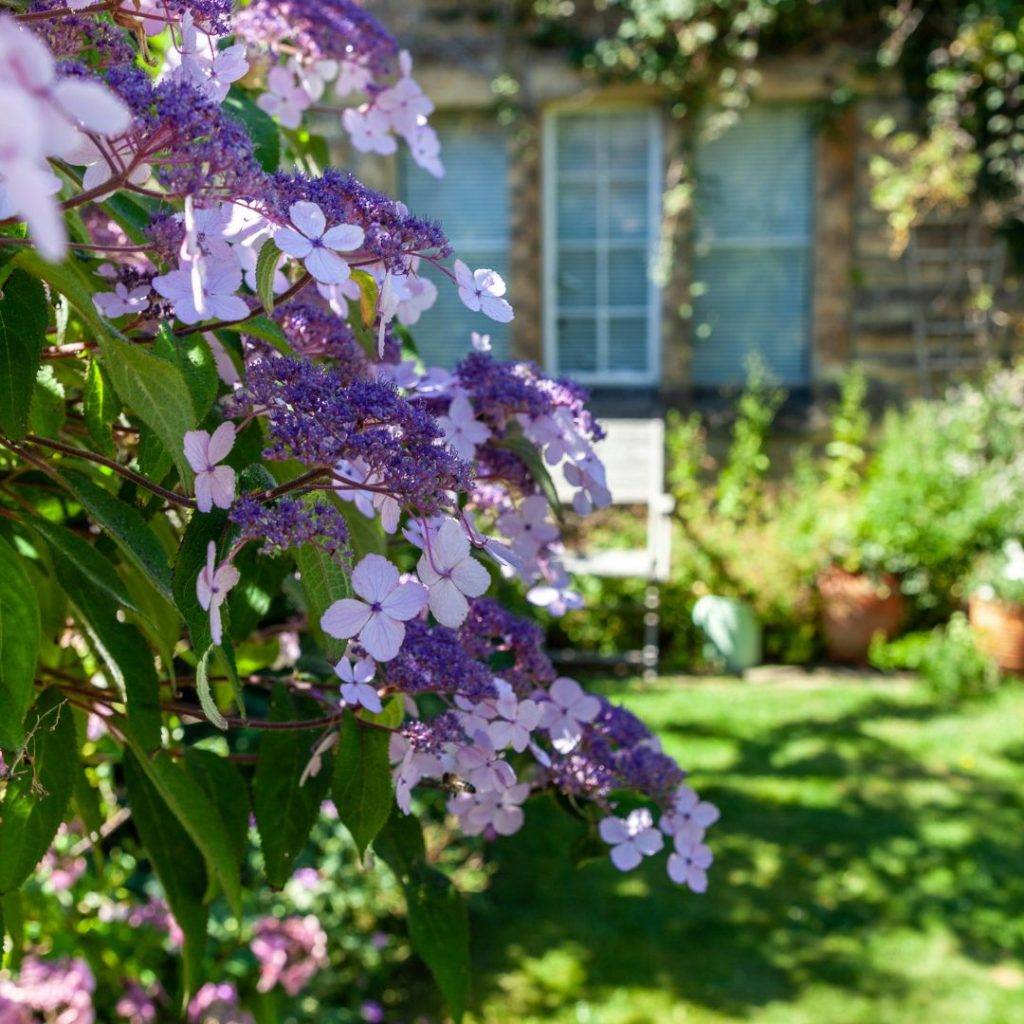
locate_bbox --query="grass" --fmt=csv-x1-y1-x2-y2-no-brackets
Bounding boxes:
465,674,1024,1024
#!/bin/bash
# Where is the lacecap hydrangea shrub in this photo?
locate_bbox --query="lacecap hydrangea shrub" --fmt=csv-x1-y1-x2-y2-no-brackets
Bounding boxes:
0,0,718,1019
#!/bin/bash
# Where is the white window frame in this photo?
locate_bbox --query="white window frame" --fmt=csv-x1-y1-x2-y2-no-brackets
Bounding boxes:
542,106,663,387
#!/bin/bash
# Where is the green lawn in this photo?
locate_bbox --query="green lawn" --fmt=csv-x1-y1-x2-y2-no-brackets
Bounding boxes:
466,675,1024,1024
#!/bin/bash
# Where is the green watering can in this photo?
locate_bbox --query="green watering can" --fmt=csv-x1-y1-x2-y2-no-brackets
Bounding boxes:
692,595,762,674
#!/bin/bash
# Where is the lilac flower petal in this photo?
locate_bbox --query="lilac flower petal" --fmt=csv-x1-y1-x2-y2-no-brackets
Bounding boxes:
351,554,399,603
381,581,429,621
321,223,364,251
289,200,326,239
275,226,313,258
304,245,349,284
359,613,405,662
206,421,236,463
610,843,642,872
598,816,629,845
183,430,210,473
634,828,664,856
321,598,372,639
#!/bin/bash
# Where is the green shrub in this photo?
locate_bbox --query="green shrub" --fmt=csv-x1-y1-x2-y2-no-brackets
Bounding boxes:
869,613,1001,701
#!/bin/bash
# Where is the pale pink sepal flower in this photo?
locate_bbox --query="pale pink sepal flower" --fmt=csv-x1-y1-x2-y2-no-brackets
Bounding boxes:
659,785,720,844
196,541,239,646
152,256,248,325
542,676,601,753
599,809,664,871
437,393,490,462
275,201,364,285
93,282,150,318
667,837,713,893
334,655,382,713
183,421,236,512
417,518,489,628
257,65,310,128
454,731,516,794
320,554,427,662
453,260,513,323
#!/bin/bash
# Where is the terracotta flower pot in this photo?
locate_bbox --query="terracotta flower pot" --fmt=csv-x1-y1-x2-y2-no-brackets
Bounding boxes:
968,594,1024,672
817,567,905,664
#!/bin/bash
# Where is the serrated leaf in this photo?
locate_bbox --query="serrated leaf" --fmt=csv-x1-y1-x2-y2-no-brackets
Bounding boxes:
195,646,228,730
13,253,195,484
123,752,208,1002
338,502,385,560
376,813,470,1021
223,88,280,172
255,240,280,315
252,685,331,887
0,268,48,440
52,550,162,751
100,335,196,483
495,428,565,522
296,543,350,661
0,689,76,894
83,359,119,457
28,364,65,437
0,536,41,750
153,325,219,422
2,891,24,969
120,725,243,917
332,712,393,857
238,315,293,355
29,514,140,615
60,469,174,603
182,749,249,871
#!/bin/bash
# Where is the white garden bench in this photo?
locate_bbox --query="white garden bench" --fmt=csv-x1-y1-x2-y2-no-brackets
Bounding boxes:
555,418,674,677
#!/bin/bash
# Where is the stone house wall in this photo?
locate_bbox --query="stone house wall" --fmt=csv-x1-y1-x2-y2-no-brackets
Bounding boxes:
349,3,1013,407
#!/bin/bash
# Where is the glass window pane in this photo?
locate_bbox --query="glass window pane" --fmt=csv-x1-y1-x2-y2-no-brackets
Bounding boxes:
605,114,650,175
557,116,598,175
691,247,810,385
558,317,598,373
607,248,648,306
557,183,598,240
608,317,649,373
608,181,648,239
401,117,510,367
558,248,598,307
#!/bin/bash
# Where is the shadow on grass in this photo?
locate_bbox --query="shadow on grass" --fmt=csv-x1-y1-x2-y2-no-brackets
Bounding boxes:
468,686,1024,1018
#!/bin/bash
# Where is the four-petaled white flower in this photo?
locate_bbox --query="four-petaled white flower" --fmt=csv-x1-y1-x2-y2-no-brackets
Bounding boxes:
667,836,713,893
659,785,720,845
196,541,239,646
256,66,310,129
417,518,490,628
93,282,150,318
453,260,513,323
183,421,236,512
599,809,664,872
334,655,382,713
541,676,601,753
437,393,490,462
320,554,428,662
274,201,365,285
152,256,249,325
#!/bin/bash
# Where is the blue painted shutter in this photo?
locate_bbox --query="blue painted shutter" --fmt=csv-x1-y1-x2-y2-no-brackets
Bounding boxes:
550,111,658,382
691,106,815,386
400,115,510,367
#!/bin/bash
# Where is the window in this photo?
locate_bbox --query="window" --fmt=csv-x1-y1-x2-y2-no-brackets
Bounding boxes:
543,109,661,385
691,105,815,387
399,115,510,367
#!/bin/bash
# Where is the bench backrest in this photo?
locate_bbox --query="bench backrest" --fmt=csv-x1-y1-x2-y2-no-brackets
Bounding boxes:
556,418,673,581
